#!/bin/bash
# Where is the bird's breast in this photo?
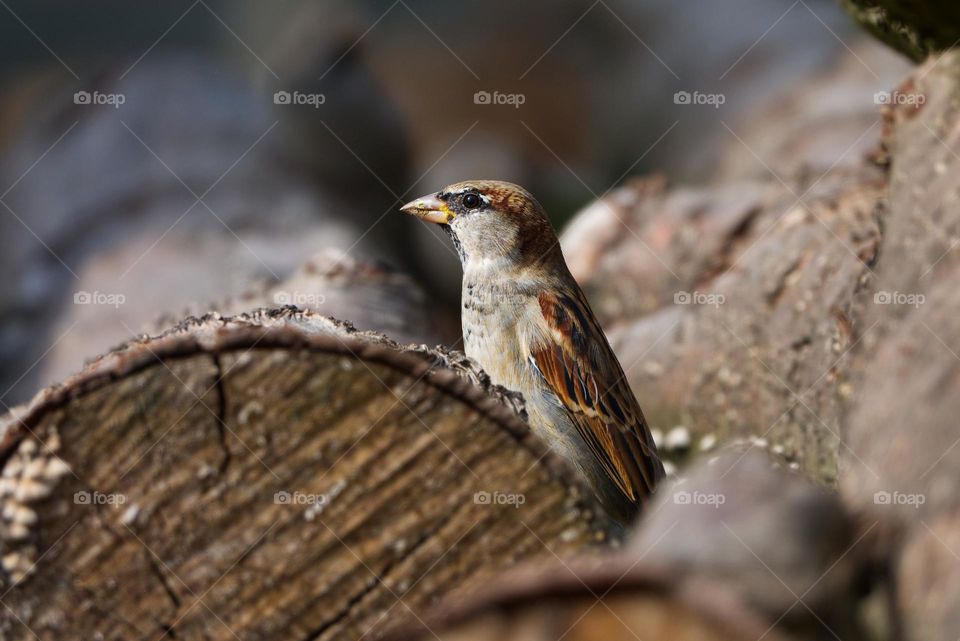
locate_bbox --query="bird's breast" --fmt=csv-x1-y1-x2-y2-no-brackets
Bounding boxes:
461,279,530,392
461,277,592,475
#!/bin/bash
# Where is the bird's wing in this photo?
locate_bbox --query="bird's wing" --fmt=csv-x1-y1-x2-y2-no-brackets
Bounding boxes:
530,289,664,503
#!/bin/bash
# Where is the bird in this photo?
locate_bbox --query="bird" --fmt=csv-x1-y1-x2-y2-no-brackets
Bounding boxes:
400,180,665,524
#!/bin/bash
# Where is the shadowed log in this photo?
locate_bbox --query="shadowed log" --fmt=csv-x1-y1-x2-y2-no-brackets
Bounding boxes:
631,450,873,641
387,450,878,641
0,310,612,641
385,559,789,641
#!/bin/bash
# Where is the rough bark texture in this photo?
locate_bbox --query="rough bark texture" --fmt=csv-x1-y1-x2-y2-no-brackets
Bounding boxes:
0,311,612,641
840,50,960,641
561,163,884,485
554,38,936,487
535,46,960,641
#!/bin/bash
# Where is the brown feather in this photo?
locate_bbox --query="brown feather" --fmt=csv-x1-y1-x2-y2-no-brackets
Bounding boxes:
533,290,664,505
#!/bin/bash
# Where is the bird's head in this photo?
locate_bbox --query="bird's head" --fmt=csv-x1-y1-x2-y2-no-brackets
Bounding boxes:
400,180,559,268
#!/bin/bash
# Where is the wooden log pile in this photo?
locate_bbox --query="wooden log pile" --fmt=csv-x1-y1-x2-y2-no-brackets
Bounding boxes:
3,14,960,641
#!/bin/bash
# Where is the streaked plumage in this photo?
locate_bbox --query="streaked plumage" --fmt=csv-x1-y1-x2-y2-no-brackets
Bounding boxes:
401,180,664,523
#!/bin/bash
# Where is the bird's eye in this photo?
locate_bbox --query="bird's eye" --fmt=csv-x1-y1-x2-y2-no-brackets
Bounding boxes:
462,193,482,209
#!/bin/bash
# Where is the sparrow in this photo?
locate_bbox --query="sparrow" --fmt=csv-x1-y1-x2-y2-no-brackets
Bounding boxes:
401,180,664,524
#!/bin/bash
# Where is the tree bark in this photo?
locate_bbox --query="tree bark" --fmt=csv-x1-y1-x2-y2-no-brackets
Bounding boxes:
561,161,884,484
840,50,960,641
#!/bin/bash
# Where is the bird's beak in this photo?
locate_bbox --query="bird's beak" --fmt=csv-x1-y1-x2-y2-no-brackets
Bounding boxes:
400,194,454,224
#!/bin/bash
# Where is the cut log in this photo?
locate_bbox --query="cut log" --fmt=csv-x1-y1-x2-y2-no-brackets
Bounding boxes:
841,50,960,641
387,449,877,641
631,450,874,641
560,164,884,484
553,42,960,641
553,39,929,487
44,248,451,393
0,310,612,641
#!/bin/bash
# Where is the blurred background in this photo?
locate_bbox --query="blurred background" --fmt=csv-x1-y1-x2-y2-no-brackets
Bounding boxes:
0,0,908,405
